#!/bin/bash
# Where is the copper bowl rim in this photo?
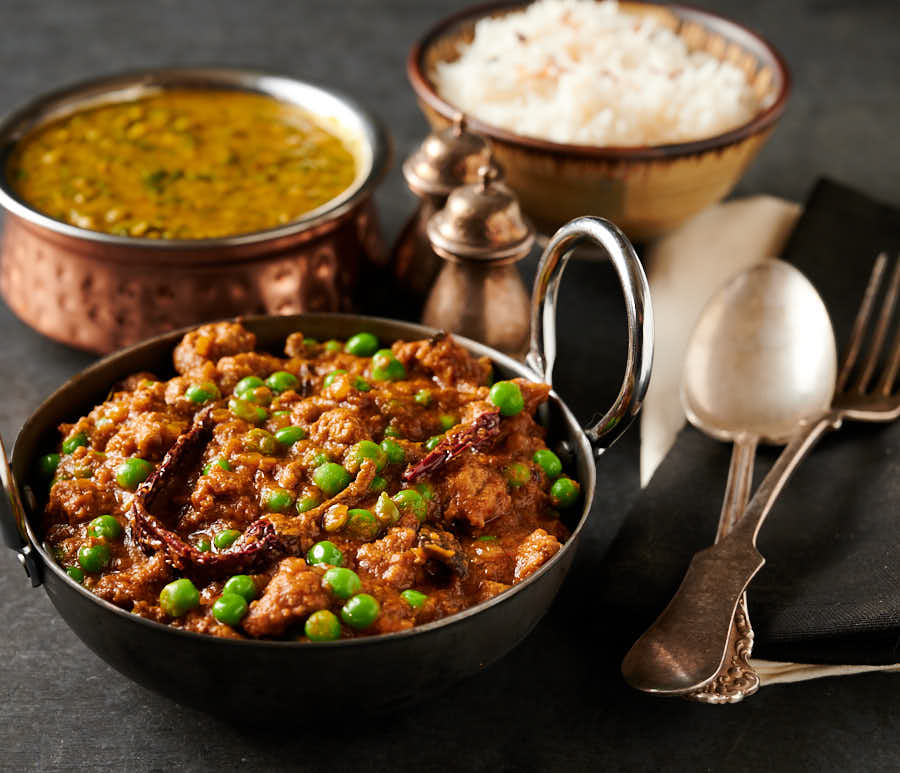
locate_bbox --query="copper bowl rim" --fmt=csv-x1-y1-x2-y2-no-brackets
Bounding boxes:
14,312,596,649
408,0,792,161
0,67,391,251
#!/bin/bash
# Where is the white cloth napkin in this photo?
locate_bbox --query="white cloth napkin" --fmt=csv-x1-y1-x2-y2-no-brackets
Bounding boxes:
638,195,899,687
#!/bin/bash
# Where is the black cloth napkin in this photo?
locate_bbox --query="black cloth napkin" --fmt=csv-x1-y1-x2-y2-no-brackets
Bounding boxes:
598,179,900,665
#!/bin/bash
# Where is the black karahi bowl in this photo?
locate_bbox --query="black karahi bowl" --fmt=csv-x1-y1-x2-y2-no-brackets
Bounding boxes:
1,217,653,720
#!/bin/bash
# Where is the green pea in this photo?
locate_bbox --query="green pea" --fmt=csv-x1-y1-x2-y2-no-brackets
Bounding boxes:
425,435,443,451
382,426,401,438
313,462,352,496
345,440,387,473
62,433,88,455
304,338,319,347
202,457,231,475
305,609,341,641
234,376,264,396
371,349,406,382
74,466,93,480
159,578,200,617
438,413,458,431
392,489,427,522
186,382,220,404
323,369,347,389
400,589,428,608
380,438,405,465
266,371,299,393
77,543,110,573
324,339,342,352
323,567,361,599
488,380,524,417
345,332,379,357
341,593,381,629
275,426,306,446
213,592,248,626
312,451,329,467
116,458,153,490
550,477,581,508
242,428,277,455
196,537,211,553
414,388,432,406
297,494,320,513
228,397,267,424
477,535,498,542
533,449,562,478
504,462,530,487
354,377,371,392
306,540,344,567
374,491,400,526
88,515,122,540
214,529,241,550
223,574,257,602
415,481,435,501
242,386,274,406
346,508,379,540
37,453,60,480
66,566,84,583
264,488,294,513
272,409,292,419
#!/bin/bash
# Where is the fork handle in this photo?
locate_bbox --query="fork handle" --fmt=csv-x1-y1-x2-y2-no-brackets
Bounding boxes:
729,410,841,545
623,411,841,694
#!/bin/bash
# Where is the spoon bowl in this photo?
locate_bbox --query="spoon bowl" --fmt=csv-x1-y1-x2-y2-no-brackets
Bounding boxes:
682,259,837,444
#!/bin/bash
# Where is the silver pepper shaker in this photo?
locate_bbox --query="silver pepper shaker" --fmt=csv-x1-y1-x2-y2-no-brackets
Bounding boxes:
392,114,499,309
422,166,535,358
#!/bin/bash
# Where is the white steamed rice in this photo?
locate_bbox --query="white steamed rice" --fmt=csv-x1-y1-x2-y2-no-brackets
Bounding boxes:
433,0,763,147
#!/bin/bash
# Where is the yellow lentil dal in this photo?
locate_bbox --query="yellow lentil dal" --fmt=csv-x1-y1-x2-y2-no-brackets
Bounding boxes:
6,90,358,239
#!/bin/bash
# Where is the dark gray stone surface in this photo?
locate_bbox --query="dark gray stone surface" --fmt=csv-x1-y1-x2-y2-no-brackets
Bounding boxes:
1,1,898,770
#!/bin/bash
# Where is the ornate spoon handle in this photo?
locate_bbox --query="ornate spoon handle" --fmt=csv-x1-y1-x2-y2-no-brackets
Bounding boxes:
686,435,760,704
622,412,839,694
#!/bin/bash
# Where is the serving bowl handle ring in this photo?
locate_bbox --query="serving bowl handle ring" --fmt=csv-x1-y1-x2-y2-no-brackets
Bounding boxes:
526,216,653,457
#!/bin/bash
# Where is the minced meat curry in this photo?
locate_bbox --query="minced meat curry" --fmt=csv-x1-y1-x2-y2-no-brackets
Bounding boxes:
39,322,579,640
7,90,357,239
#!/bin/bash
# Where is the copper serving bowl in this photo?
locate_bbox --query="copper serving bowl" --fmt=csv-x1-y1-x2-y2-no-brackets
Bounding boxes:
409,1,791,241
0,68,391,353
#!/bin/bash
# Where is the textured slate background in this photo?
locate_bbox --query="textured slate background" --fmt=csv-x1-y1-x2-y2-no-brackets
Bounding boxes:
1,1,899,771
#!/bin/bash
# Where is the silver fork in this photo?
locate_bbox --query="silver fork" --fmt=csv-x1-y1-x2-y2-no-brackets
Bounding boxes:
622,253,900,699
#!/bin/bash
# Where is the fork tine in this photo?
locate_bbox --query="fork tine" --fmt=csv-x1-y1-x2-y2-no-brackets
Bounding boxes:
836,252,887,393
877,324,900,395
856,254,900,393
876,256,900,395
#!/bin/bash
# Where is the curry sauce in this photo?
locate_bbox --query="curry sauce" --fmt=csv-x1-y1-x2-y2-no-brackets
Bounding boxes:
39,323,579,640
7,90,357,239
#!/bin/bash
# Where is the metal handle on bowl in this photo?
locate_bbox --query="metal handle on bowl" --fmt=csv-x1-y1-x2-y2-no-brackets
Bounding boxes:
0,435,42,586
526,217,653,456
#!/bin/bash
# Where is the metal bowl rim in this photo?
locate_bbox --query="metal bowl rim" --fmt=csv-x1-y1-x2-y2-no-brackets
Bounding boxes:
16,312,596,649
0,66,391,250
408,0,792,161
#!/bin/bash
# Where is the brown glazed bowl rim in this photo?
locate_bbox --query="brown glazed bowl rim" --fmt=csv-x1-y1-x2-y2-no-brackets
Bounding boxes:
0,67,391,250
14,312,596,650
408,0,792,160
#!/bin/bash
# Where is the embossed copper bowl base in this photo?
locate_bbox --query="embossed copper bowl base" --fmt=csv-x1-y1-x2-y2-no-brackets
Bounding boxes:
0,68,390,353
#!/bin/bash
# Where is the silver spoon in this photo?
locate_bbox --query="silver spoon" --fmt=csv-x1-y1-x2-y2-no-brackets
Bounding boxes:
621,259,837,697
